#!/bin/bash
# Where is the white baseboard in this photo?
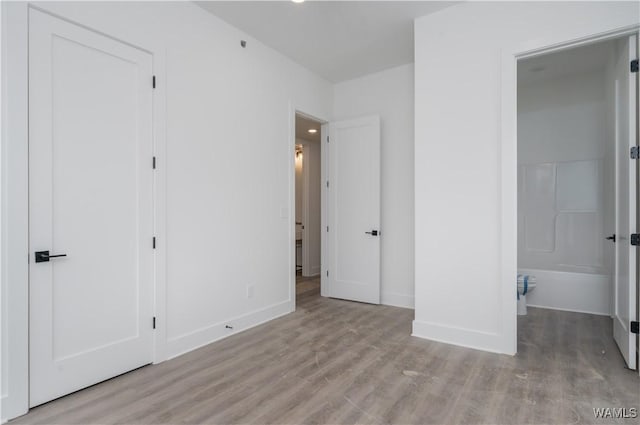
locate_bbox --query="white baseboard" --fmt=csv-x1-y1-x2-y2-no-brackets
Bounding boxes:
412,320,509,355
165,300,293,360
381,292,414,309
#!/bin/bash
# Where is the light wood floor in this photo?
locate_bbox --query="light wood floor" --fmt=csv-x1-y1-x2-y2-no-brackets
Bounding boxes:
13,277,639,425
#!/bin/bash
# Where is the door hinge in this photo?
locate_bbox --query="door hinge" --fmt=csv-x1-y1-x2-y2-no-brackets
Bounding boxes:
326,270,329,277
326,136,329,143
631,321,639,334
326,180,329,188
153,317,156,329
631,146,639,159
152,75,156,88
153,237,156,249
631,59,639,73
631,234,640,246
326,226,329,232
152,156,157,169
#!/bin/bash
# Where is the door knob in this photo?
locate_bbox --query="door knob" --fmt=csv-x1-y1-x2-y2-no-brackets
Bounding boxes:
606,234,616,243
35,250,67,263
365,230,379,236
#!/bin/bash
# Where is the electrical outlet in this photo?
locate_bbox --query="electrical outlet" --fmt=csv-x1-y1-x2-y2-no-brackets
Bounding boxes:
247,284,254,299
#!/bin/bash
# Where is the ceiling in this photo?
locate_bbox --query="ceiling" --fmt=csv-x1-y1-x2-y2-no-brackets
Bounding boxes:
196,1,457,83
518,39,616,85
296,114,321,142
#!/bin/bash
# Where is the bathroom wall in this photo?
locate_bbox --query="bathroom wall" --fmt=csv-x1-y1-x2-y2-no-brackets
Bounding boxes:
517,68,613,314
518,70,609,273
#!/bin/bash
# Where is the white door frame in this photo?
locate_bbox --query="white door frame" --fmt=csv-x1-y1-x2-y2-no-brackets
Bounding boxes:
288,106,328,308
500,24,640,356
1,3,168,420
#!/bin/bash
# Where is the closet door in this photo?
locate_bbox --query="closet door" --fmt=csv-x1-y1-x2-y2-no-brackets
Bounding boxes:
29,9,155,405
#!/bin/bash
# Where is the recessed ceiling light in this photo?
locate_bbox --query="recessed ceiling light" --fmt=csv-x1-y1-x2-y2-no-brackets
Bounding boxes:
308,129,317,134
292,0,305,3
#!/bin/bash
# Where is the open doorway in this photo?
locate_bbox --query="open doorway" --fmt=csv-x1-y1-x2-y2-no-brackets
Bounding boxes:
294,113,323,296
516,35,638,370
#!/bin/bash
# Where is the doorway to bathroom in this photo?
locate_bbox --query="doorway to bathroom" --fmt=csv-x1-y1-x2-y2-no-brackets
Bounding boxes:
516,34,638,369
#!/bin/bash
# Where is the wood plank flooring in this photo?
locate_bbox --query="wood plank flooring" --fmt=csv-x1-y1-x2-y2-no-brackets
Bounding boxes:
13,277,639,424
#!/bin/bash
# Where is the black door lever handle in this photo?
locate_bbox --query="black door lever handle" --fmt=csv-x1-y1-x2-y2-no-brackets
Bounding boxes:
365,230,379,236
35,250,67,263
606,234,616,243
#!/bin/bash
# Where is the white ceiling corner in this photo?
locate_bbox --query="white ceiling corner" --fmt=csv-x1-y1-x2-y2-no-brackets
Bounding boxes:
196,1,457,83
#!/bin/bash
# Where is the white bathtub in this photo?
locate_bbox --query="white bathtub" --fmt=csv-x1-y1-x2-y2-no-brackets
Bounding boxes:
518,268,611,316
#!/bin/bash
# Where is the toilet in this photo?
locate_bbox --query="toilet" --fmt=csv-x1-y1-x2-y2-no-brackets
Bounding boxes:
517,274,537,315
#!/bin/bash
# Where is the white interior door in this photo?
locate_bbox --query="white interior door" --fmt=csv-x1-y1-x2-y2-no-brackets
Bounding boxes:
613,34,638,371
324,116,380,304
29,9,154,406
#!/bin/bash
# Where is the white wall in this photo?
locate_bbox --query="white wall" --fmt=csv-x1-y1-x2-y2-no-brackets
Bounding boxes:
413,1,639,354
333,63,415,309
1,1,331,420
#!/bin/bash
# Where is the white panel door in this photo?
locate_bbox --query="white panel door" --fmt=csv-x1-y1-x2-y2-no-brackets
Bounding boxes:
29,9,154,406
613,34,637,371
324,116,380,304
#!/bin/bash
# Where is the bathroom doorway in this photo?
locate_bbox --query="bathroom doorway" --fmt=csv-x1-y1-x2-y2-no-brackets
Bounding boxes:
516,34,638,369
